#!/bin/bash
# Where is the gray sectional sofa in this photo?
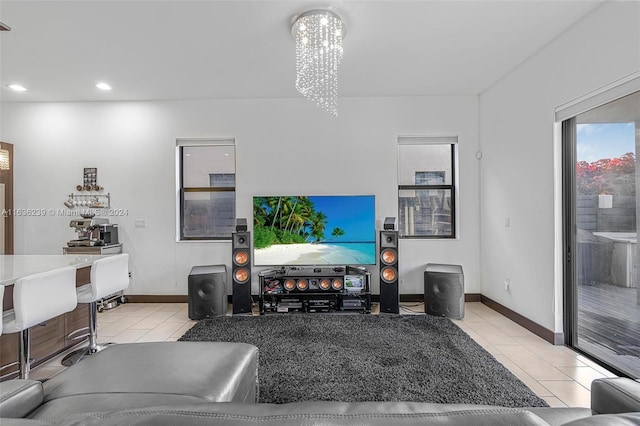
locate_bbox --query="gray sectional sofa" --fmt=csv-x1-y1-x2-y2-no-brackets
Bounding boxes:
1,342,639,425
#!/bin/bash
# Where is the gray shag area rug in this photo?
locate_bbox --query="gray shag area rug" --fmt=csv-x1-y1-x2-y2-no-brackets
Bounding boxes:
179,314,549,407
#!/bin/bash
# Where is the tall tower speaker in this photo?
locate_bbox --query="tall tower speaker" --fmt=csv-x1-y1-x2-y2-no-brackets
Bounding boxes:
232,221,252,314
188,265,227,319
424,263,464,319
379,226,399,314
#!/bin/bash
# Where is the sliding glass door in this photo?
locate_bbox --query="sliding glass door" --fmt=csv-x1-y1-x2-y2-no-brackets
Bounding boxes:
564,90,640,378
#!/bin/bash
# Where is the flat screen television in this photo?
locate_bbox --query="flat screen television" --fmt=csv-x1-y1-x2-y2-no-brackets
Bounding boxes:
253,195,376,266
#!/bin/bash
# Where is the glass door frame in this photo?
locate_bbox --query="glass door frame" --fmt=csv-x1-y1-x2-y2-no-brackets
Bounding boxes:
562,119,578,352
562,115,637,378
560,75,640,378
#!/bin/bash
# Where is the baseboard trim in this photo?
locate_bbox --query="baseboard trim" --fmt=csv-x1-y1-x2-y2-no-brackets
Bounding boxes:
480,295,564,345
464,293,481,302
125,295,188,303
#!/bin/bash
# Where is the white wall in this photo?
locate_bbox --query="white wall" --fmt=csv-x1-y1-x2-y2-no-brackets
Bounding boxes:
479,1,640,332
1,95,480,297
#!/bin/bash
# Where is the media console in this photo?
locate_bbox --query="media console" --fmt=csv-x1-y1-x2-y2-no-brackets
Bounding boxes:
259,265,371,314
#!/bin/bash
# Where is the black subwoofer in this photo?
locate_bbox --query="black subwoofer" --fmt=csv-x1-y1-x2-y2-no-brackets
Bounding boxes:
424,263,464,319
232,231,252,314
188,265,227,320
379,230,399,314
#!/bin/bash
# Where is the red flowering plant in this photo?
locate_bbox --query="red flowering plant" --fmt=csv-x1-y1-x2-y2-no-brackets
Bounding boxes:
576,152,636,196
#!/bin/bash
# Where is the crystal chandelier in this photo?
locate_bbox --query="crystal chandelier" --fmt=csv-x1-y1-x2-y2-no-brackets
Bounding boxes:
292,9,345,116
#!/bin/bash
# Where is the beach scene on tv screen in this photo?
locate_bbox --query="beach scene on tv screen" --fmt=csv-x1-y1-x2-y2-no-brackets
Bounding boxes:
253,195,376,266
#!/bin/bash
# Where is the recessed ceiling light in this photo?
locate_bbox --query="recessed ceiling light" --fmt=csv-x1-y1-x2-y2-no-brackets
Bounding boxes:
8,84,27,92
96,82,112,91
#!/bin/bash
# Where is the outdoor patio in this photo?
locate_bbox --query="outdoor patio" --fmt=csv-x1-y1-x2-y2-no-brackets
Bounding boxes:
578,281,640,377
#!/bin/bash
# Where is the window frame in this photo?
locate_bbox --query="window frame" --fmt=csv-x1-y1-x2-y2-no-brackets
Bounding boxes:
176,139,236,241
397,137,457,239
559,76,640,378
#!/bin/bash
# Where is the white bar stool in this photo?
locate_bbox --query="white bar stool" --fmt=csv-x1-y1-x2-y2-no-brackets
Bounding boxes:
62,253,129,366
2,266,78,379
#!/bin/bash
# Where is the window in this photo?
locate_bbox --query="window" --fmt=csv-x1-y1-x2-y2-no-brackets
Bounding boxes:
178,140,236,240
398,137,457,238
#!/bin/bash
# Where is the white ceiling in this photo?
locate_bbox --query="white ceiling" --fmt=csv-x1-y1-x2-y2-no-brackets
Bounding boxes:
0,0,605,103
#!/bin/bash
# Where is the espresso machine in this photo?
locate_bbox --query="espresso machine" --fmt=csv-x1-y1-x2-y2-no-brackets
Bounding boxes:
68,216,110,247
64,215,122,255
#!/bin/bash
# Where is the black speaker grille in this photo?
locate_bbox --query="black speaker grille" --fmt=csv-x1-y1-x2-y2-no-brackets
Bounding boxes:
196,280,216,300
424,265,464,319
188,266,227,320
232,231,252,314
379,230,399,314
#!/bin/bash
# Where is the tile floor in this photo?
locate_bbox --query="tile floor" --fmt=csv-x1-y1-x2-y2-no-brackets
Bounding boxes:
30,301,617,408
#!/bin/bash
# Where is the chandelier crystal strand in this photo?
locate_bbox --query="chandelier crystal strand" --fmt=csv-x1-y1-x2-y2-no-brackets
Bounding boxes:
293,10,344,116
